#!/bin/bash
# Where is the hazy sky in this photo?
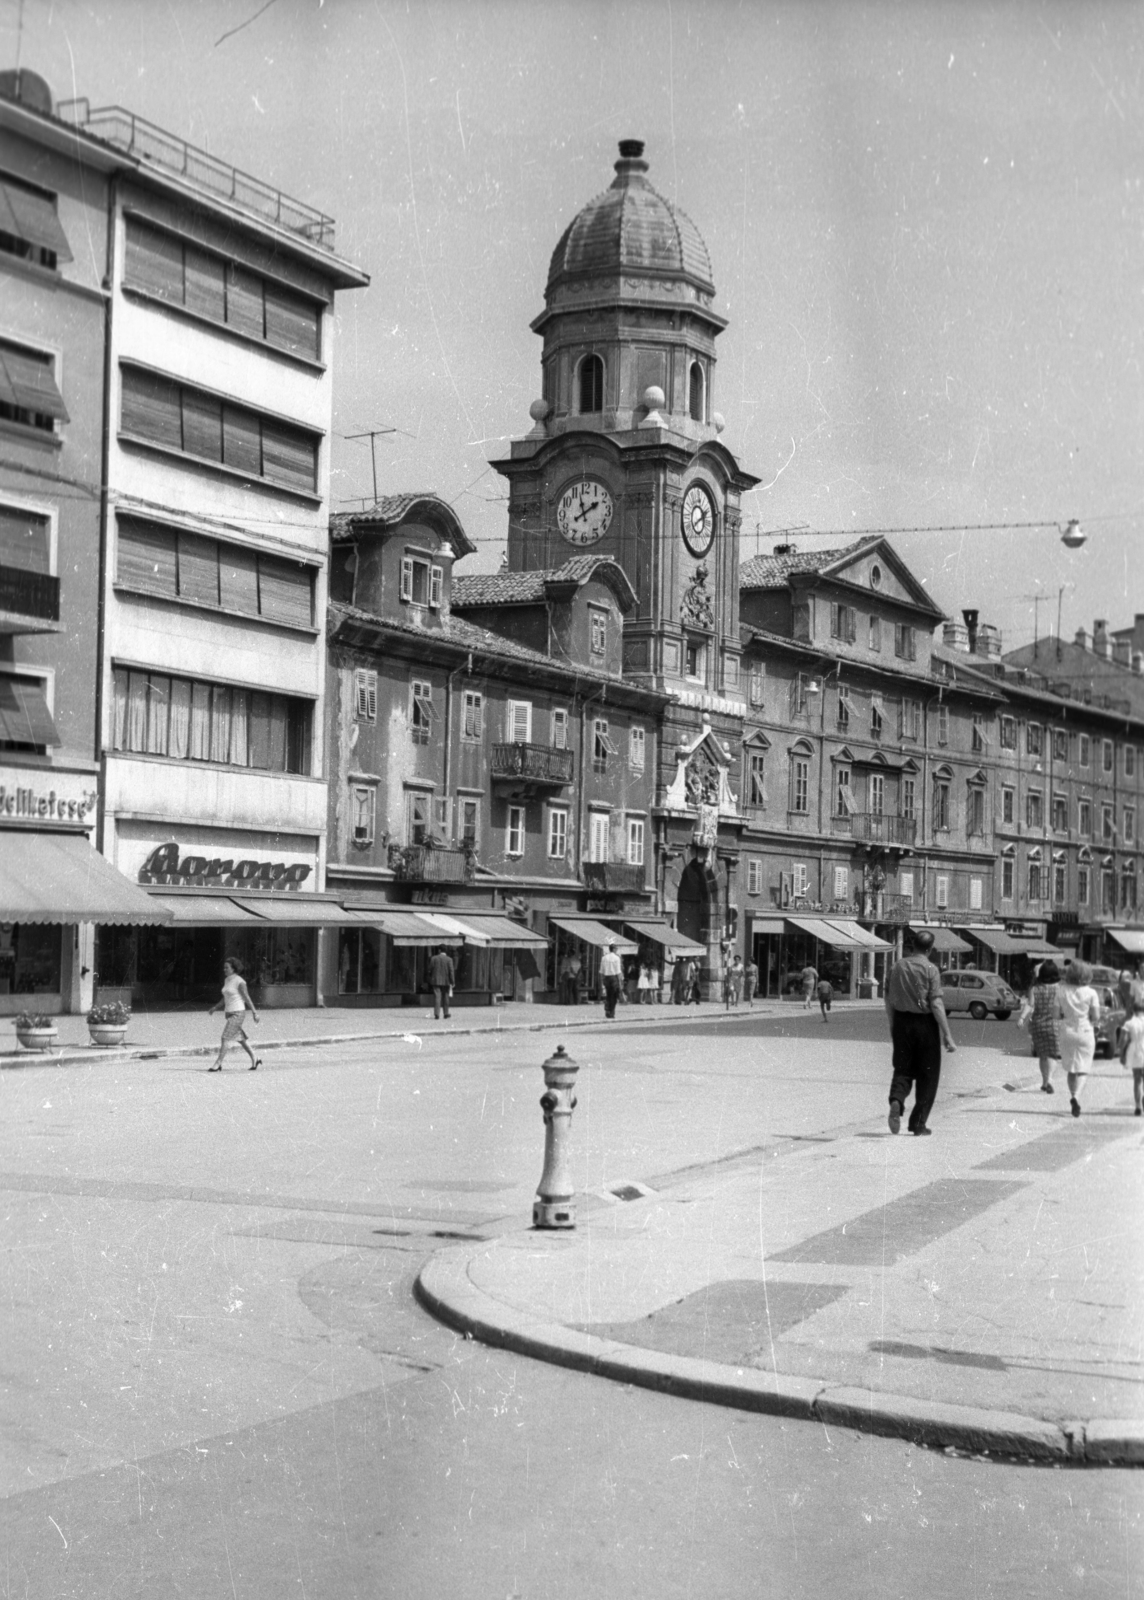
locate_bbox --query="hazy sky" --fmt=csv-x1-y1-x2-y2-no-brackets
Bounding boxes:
9,0,1143,650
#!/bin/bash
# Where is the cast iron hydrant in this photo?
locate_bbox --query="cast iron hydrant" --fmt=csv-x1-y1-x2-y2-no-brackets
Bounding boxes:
533,1044,579,1229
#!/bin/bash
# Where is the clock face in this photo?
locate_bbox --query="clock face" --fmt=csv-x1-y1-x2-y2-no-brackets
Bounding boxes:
681,482,716,558
556,479,614,546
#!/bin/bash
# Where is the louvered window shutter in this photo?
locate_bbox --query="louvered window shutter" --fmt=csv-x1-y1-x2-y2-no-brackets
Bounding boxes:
429,565,443,607
124,218,184,301
400,557,414,601
264,283,321,361
261,420,317,493
257,553,313,628
117,518,178,597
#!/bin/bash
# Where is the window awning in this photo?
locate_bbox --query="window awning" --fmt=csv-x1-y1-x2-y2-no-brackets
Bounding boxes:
0,344,69,421
968,927,1058,958
909,924,973,955
236,897,366,926
342,905,461,946
0,678,60,747
1108,928,1144,955
417,911,490,946
146,894,266,925
622,919,706,956
549,917,637,954
820,919,893,951
749,917,786,936
785,915,865,950
1,834,172,925
441,913,549,950
0,180,72,261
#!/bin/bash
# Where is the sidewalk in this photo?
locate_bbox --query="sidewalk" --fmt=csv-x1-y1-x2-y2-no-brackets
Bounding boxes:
418,1064,1144,1465
0,995,883,1065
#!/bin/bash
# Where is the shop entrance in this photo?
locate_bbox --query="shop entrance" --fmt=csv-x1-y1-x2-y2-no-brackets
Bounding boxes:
677,860,712,952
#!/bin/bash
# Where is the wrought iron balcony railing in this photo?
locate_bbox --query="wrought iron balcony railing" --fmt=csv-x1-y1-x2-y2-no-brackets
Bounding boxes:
490,742,574,785
582,861,647,895
879,893,914,923
388,843,474,884
851,813,917,846
0,565,59,622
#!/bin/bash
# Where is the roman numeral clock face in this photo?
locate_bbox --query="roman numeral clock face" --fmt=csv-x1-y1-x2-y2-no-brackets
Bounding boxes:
556,479,614,546
681,482,716,558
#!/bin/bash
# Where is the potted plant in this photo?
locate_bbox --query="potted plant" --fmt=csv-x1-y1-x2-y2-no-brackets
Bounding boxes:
14,1012,59,1053
86,1000,131,1048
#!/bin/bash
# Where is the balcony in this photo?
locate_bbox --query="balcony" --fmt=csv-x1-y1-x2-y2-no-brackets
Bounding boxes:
388,843,474,885
0,564,59,632
879,894,914,923
582,861,646,896
490,742,574,788
852,813,916,847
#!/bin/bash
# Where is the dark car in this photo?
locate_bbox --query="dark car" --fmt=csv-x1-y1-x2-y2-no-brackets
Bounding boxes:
1093,984,1126,1059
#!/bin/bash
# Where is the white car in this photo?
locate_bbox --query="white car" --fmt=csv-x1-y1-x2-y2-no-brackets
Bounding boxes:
939,969,1018,1021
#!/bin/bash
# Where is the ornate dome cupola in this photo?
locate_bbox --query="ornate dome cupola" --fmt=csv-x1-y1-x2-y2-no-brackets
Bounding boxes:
531,140,727,441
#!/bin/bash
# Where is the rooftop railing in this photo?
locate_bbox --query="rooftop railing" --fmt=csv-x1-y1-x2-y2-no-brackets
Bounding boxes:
57,100,337,249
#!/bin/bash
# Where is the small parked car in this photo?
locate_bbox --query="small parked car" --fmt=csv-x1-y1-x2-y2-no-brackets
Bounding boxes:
939,969,1018,1021
1093,984,1126,1059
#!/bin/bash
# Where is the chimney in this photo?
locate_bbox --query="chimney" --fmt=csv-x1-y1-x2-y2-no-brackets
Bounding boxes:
943,620,969,652
1093,620,1111,659
1113,637,1132,668
962,608,979,653
1074,626,1088,650
977,623,1003,659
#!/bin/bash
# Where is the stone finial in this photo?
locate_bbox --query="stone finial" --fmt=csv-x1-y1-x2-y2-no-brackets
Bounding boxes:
527,398,551,439
640,385,666,428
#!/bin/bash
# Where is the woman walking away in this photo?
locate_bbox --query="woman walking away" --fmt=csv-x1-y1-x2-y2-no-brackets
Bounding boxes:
208,958,260,1072
1026,960,1062,1094
1117,994,1144,1115
1056,959,1099,1118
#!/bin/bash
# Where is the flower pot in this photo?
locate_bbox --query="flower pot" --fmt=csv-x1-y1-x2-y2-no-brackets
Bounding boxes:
16,1027,58,1053
88,1024,128,1049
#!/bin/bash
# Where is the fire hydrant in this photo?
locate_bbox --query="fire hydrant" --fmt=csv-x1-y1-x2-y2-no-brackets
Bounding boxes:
533,1044,579,1229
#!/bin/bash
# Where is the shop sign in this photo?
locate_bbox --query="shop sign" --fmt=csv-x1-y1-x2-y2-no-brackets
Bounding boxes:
411,888,448,905
1005,920,1045,937
138,841,311,890
1053,927,1083,946
587,896,625,913
1053,911,1079,926
0,767,97,828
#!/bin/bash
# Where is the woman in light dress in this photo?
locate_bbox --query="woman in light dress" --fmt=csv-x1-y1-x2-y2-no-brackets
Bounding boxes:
208,957,260,1072
637,962,652,1004
1055,959,1099,1118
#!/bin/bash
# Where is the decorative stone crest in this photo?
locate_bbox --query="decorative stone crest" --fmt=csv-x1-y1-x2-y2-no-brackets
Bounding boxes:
681,565,714,632
694,803,719,851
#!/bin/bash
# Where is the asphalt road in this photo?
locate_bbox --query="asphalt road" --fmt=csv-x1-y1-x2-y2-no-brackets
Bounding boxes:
1,1007,1139,1597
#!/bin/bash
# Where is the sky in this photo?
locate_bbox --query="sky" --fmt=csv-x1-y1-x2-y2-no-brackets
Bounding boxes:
7,0,1143,652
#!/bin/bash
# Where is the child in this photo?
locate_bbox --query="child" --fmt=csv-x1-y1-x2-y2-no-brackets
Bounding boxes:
817,976,834,1022
1117,998,1144,1116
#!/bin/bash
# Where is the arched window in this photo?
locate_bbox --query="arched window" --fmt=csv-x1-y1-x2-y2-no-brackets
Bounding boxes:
688,361,705,422
578,355,604,414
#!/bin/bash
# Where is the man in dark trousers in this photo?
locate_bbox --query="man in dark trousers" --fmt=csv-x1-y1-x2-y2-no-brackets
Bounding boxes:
599,940,623,1019
884,928,957,1135
428,946,455,1020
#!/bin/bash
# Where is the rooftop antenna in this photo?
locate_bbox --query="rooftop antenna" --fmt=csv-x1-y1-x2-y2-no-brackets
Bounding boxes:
345,426,398,505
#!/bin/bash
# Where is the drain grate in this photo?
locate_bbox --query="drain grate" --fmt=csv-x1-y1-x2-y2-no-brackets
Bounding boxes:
609,1181,654,1202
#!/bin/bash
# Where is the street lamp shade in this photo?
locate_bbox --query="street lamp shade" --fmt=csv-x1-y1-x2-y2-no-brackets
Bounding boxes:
805,677,823,695
1060,519,1086,549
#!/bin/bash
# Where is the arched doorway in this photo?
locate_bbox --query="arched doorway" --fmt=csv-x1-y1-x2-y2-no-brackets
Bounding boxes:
677,859,712,949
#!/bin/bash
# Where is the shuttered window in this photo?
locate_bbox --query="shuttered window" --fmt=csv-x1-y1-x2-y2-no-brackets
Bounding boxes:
0,340,69,428
123,217,322,360
111,666,310,774
0,504,51,574
120,365,319,495
0,174,72,266
115,514,313,628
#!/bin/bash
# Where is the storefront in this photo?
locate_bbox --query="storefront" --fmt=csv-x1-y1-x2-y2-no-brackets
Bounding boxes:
619,918,706,1000
547,916,638,1002
1105,928,1144,969
333,901,549,1008
748,914,892,998
907,923,974,971
964,926,1059,987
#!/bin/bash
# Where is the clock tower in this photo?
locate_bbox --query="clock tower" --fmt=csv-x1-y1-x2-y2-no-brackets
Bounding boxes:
491,141,761,976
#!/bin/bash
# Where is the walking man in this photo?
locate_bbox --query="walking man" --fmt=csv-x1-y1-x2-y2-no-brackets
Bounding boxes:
885,928,957,1136
428,945,455,1020
600,939,623,1019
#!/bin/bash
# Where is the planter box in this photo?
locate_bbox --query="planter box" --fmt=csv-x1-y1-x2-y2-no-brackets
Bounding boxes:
88,1024,128,1048
15,1027,58,1053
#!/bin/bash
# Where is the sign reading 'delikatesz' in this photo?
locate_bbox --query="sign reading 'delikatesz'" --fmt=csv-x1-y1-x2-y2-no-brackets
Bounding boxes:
0,771,97,827
139,842,312,890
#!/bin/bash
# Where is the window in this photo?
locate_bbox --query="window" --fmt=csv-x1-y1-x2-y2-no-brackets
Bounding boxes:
748,661,765,708
830,603,857,643
900,870,915,903
899,699,921,741
869,772,885,817
1126,745,1137,779
868,616,881,652
410,680,433,745
627,816,645,867
893,623,916,660
578,354,604,413
1122,865,1138,912
935,873,949,909
1026,791,1043,829
835,765,853,816
1077,865,1090,905
124,217,322,361
871,698,884,741
792,862,810,899
405,790,431,845
971,716,986,753
116,516,314,627
685,639,706,680
1054,861,1067,904
833,865,849,901
836,684,850,732
1026,723,1043,758
1002,855,1015,900
748,750,767,808
1052,728,1068,762
120,366,318,493
462,690,483,741
969,876,983,911
688,361,705,422
1126,807,1137,845
967,785,985,835
350,784,375,847
506,805,526,857
110,667,310,773
747,857,763,895
0,171,72,270
936,705,949,746
1002,786,1015,825
901,776,916,819
1077,733,1090,768
999,716,1017,750
1101,803,1115,843
589,608,607,656
933,777,951,830
629,727,646,770
459,797,480,849
548,807,568,860
1052,793,1068,832
1102,739,1114,775
0,500,51,575
399,552,444,608
506,700,532,744
1027,858,1044,900
588,810,610,863
551,708,569,749
433,797,451,837
593,718,616,771
1102,866,1116,914
791,756,810,814
0,338,68,434
1079,798,1092,836
0,670,58,752
353,669,377,722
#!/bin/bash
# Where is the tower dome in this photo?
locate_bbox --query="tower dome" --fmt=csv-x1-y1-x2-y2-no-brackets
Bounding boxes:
546,140,714,297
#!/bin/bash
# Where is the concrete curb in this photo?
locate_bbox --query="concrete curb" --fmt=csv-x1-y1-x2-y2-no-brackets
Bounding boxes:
0,999,869,1068
415,1246,1141,1466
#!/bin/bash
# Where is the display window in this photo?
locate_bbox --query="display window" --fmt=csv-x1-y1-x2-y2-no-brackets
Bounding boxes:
0,923,62,995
